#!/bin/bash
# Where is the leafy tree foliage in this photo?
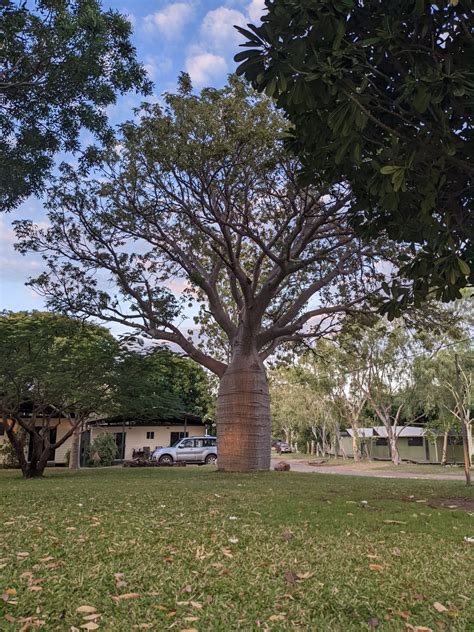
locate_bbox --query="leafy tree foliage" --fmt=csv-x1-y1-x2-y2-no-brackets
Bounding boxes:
112,347,213,421
0,311,118,477
235,0,473,311
14,77,401,471
0,311,211,477
0,0,151,211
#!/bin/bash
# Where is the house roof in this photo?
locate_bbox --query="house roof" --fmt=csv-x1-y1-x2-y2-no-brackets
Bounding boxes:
346,428,375,438
88,413,205,428
374,426,426,438
345,426,427,439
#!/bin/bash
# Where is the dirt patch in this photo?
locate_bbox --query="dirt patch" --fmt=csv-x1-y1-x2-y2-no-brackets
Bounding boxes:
428,497,474,512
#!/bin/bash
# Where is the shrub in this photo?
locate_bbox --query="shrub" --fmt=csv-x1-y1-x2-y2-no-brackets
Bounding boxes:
87,433,118,467
0,438,21,469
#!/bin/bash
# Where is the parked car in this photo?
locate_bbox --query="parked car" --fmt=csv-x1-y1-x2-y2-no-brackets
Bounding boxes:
152,436,217,465
276,441,292,454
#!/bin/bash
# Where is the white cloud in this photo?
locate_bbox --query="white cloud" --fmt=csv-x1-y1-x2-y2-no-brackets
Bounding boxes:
143,3,194,38
200,7,247,53
144,55,173,80
247,0,266,22
185,52,228,87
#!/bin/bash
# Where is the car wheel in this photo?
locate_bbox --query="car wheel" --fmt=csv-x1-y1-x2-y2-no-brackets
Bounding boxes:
159,454,174,465
205,454,217,465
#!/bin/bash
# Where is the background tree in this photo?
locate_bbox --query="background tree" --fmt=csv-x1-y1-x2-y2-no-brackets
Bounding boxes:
0,311,118,477
270,365,334,453
235,0,473,310
15,77,400,472
413,344,473,483
0,0,151,211
112,347,213,421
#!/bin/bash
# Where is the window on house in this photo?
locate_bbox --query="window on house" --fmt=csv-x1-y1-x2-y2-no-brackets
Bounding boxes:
375,438,388,446
146,431,155,440
408,437,423,447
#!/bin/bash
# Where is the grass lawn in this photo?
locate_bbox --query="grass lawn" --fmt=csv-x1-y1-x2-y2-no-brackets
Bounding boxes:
1,468,473,631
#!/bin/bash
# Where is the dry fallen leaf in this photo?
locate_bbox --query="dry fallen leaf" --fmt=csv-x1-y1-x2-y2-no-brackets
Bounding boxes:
180,629,198,632
268,614,286,621
367,618,379,628
369,564,384,572
76,606,97,614
80,623,99,631
433,602,448,613
190,601,202,610
391,547,401,557
82,614,101,622
111,593,140,602
5,614,16,623
183,617,199,622
284,570,298,584
295,571,315,580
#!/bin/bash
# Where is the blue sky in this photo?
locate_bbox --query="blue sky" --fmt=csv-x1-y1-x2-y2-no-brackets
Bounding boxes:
0,0,265,316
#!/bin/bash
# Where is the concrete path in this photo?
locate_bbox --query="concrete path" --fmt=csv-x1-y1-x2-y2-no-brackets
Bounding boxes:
270,459,467,481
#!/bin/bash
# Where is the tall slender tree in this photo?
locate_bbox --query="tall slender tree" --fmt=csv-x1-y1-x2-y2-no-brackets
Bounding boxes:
15,77,401,472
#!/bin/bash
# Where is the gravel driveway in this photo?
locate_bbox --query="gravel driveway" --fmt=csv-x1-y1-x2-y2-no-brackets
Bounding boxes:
270,458,467,481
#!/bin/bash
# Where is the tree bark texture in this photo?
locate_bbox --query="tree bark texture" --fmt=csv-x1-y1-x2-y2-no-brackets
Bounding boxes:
216,351,271,472
69,425,81,470
387,430,401,465
441,431,449,465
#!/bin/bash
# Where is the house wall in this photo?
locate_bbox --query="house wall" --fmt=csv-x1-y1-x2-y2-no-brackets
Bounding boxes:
89,424,206,461
340,434,468,463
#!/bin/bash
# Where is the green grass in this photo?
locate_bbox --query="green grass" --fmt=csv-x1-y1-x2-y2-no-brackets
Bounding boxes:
1,468,473,631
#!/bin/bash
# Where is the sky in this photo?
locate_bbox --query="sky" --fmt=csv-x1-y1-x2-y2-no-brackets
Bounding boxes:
0,0,266,319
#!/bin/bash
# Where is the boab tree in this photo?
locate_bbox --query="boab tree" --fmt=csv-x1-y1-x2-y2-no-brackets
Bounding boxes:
15,77,399,472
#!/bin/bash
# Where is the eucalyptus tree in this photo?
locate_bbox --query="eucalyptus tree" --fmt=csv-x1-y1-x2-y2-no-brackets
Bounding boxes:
15,76,400,472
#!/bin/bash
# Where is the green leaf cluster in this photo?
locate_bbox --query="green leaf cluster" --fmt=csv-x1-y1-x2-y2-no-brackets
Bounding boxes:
0,0,151,211
236,0,473,307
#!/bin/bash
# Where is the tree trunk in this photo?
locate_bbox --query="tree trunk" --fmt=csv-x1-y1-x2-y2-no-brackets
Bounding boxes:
388,430,401,465
69,424,82,470
351,422,362,462
441,431,449,465
216,350,271,472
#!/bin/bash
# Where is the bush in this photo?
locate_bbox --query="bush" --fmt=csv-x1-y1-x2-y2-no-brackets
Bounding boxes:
0,438,21,469
87,433,118,467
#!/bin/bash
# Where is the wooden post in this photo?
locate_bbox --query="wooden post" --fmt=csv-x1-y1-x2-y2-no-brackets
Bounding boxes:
456,353,471,486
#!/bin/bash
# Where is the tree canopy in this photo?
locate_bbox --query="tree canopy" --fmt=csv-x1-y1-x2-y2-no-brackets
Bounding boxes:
0,0,151,211
0,311,118,477
0,311,212,477
235,0,473,310
14,76,405,471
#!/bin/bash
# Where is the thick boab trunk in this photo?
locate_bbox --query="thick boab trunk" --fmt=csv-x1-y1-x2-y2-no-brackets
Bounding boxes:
216,351,271,472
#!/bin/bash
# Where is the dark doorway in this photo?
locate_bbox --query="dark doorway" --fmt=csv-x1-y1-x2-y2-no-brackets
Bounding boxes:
80,430,90,467
170,431,188,446
114,432,126,460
